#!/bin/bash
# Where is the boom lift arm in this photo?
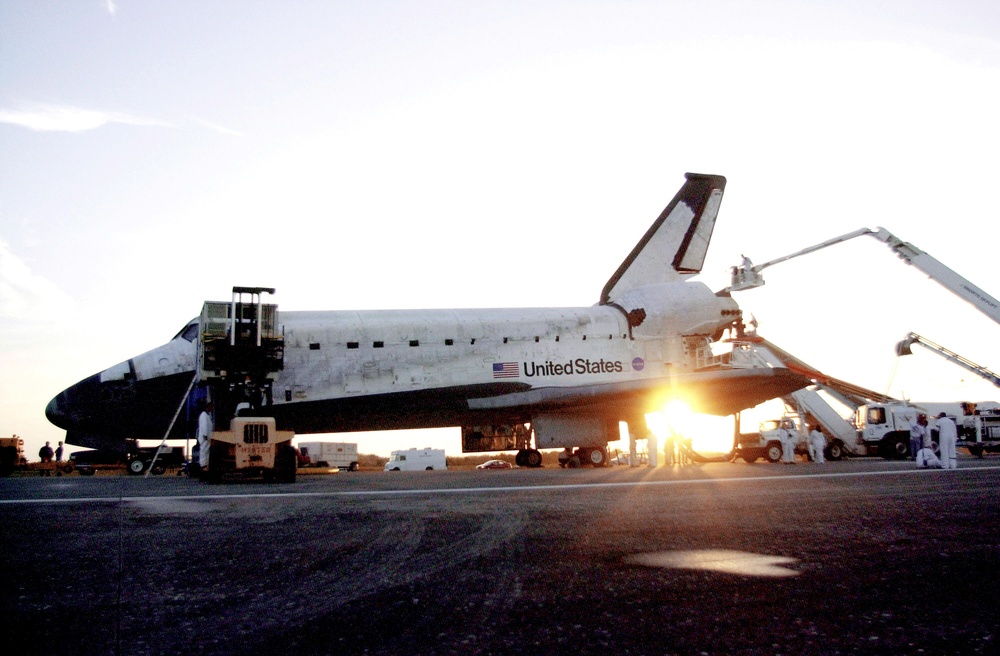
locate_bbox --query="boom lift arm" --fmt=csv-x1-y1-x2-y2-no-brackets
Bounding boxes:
896,332,1000,389
726,227,1000,327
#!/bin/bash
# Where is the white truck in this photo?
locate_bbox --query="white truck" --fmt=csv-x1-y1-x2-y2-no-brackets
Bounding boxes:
384,448,447,471
737,416,808,463
297,441,359,471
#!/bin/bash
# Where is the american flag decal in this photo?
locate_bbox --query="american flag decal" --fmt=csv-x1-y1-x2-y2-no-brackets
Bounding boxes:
492,362,519,379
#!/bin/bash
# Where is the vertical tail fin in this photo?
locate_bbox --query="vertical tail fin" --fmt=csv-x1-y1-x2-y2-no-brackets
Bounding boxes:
600,173,726,305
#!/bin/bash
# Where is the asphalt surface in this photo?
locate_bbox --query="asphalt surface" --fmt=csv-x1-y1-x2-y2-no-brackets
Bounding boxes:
2,458,999,656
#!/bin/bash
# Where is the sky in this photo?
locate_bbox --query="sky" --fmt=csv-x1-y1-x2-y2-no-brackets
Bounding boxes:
3,1,1000,460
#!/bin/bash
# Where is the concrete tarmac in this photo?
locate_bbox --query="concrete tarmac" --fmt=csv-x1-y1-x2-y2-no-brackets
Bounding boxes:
2,458,1000,655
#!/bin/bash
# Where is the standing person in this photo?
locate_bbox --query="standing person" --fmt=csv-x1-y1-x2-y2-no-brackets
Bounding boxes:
55,441,64,462
196,401,214,475
936,412,958,470
909,414,926,461
809,427,826,464
38,441,54,476
781,424,796,464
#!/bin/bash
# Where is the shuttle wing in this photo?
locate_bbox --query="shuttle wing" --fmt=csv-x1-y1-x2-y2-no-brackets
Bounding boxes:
467,366,809,418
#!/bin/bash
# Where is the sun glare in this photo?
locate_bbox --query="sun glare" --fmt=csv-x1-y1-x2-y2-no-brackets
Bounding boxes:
647,400,735,455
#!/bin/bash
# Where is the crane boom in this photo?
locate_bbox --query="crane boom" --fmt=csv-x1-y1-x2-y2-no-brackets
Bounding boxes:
896,332,1000,388
727,226,1000,327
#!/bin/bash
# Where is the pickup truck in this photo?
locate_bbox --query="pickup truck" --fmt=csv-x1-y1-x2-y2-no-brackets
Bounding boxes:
68,446,185,475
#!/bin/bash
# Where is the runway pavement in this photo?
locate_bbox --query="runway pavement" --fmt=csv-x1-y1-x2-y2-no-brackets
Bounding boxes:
2,457,999,655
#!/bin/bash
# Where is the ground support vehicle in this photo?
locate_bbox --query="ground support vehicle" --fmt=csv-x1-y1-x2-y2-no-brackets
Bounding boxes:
0,436,26,476
67,449,124,475
297,441,359,471
737,417,807,463
205,417,296,483
68,445,186,475
198,287,293,483
852,402,923,459
126,446,185,475
384,448,447,471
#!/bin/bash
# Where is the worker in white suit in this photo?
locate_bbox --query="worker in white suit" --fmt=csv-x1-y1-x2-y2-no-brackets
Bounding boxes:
781,425,796,464
936,412,958,469
197,400,215,473
809,427,826,463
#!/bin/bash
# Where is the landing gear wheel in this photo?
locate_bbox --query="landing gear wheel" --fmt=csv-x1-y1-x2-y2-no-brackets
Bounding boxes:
586,447,608,467
127,458,147,475
525,449,543,468
515,450,527,467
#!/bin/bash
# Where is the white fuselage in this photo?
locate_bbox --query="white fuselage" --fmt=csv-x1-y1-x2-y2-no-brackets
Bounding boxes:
273,280,734,408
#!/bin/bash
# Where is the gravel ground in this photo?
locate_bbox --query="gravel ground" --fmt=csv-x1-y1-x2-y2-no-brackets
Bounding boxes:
2,459,999,655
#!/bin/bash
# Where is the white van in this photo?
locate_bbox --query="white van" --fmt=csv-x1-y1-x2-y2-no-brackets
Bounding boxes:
384,448,447,471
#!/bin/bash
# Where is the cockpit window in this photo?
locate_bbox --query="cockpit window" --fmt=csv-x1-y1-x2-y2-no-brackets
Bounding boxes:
173,320,199,342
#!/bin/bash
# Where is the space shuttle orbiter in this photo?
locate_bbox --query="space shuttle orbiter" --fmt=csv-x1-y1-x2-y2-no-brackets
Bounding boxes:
46,173,807,465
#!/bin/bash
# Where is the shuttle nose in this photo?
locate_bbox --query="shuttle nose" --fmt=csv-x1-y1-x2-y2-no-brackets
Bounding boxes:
45,374,102,432
45,394,66,428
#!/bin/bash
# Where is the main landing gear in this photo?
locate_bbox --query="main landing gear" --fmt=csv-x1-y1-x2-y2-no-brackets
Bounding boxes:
557,446,609,468
514,448,543,468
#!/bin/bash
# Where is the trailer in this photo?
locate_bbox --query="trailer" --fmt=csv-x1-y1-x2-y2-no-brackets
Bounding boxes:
384,448,447,471
297,441,359,471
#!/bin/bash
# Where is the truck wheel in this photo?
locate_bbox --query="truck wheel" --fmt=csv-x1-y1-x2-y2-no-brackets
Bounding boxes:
151,464,166,475
826,442,844,461
567,455,581,468
128,458,147,475
882,436,909,460
741,452,758,464
765,443,783,463
62,464,75,474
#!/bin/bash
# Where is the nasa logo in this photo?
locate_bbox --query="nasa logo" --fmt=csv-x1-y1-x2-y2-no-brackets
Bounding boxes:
632,357,645,371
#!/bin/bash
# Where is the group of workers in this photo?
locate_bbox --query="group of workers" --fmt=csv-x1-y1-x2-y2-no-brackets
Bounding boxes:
775,425,828,464
781,411,960,468
663,433,693,465
910,412,959,469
